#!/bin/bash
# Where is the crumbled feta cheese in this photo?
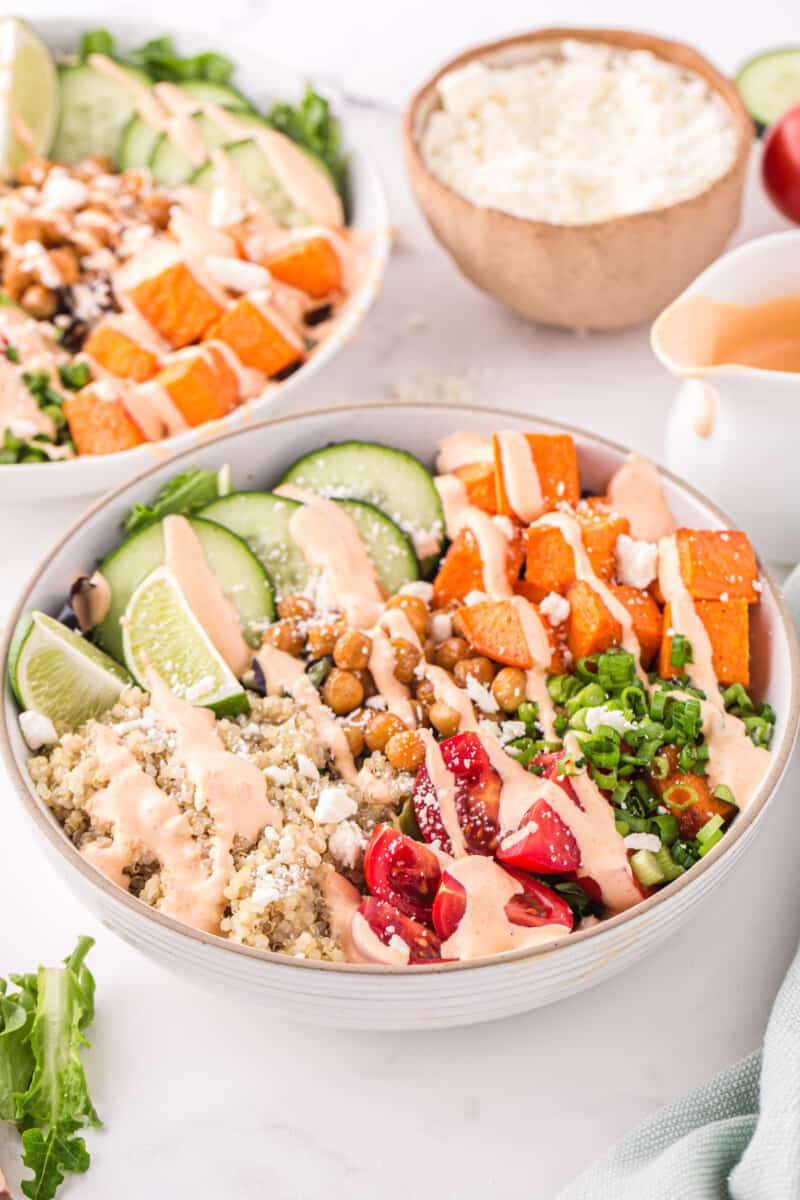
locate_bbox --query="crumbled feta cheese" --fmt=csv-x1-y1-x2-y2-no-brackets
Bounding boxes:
422,41,739,225
327,820,365,868
399,581,434,602
499,719,526,744
296,753,319,782
205,255,271,292
464,590,488,606
264,764,294,787
539,591,570,627
18,710,58,750
41,169,88,210
615,534,658,589
492,515,516,539
431,612,452,642
720,591,729,603
584,705,633,735
365,694,388,710
315,786,358,824
465,672,499,714
388,933,410,955
8,418,37,439
624,832,662,852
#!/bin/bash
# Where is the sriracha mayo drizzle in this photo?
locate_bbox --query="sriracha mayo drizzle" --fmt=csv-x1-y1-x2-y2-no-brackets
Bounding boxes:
495,430,543,523
440,856,569,960
657,536,770,808
435,430,493,473
162,514,252,676
420,729,466,857
606,454,677,543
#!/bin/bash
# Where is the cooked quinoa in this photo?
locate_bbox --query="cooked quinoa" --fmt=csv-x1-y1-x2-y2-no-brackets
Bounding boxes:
28,686,413,960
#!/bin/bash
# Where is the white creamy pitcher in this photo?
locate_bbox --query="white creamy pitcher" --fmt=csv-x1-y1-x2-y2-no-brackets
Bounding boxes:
652,230,800,564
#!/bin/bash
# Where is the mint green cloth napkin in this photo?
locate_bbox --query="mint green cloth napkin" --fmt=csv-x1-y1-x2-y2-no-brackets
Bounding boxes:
559,946,800,1199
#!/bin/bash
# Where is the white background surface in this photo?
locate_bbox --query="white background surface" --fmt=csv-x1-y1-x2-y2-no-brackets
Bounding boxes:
1,2,799,1197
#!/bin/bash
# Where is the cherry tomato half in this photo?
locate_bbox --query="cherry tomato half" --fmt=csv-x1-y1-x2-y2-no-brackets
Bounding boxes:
496,798,581,875
763,104,800,224
432,865,573,941
356,897,442,963
413,731,502,855
363,825,441,925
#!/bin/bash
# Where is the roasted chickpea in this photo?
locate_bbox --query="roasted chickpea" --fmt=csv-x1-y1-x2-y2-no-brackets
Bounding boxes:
341,722,365,757
277,592,314,621
387,594,429,640
429,701,461,737
491,667,527,713
350,668,377,699
365,711,407,753
409,699,431,728
262,618,304,656
20,283,57,319
385,730,425,772
391,637,421,684
454,656,496,688
450,608,469,639
322,668,364,715
435,636,470,672
333,629,372,671
422,637,437,663
307,619,344,659
9,214,43,244
414,677,436,704
49,247,79,285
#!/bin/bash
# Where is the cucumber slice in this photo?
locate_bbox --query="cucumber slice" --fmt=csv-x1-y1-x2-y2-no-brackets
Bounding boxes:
149,112,267,187
53,62,152,164
93,516,275,664
191,139,309,227
199,492,419,597
177,80,254,112
118,114,161,171
278,443,445,576
737,47,800,131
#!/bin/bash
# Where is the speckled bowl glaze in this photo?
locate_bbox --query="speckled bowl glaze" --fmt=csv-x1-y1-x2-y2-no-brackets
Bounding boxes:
1,18,390,502
2,404,797,1029
403,28,753,332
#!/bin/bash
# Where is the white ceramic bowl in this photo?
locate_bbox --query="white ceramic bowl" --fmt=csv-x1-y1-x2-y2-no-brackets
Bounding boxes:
2,403,797,1030
1,18,390,502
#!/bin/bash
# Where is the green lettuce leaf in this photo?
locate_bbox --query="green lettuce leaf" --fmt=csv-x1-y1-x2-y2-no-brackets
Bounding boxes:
0,976,37,1120
123,466,227,533
20,1128,90,1200
267,87,349,202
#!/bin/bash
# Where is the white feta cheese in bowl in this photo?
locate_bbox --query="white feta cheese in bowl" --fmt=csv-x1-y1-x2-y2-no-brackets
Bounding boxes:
404,28,752,330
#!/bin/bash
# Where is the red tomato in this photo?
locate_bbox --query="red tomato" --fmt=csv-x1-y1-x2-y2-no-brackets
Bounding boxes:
413,731,501,855
363,825,441,925
432,866,573,940
356,897,442,963
533,750,583,809
496,798,581,875
763,105,800,223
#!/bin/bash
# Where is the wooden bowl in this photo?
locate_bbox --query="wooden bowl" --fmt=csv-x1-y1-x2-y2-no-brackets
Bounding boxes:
403,28,754,331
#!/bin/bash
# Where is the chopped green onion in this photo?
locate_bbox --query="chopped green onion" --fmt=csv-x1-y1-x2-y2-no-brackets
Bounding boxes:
695,814,724,845
5,344,19,363
662,782,699,812
671,839,699,870
651,813,679,846
630,849,666,888
553,714,569,737
653,844,685,882
575,655,600,682
306,657,332,689
547,674,582,705
678,742,709,774
621,685,648,721
615,818,630,836
712,784,737,807
58,361,91,391
722,682,753,715
505,737,537,766
517,700,539,728
565,682,605,717
650,754,669,780
670,633,694,669
597,648,636,691
698,830,724,856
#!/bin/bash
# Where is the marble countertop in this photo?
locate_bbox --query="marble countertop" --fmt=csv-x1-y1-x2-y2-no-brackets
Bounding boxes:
2,2,798,1196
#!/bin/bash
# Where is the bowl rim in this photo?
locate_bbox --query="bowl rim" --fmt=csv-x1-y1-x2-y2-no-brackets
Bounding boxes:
0,15,391,482
403,25,754,236
3,399,798,976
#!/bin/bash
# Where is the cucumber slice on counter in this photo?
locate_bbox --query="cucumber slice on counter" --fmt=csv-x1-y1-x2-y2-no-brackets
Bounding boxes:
118,114,161,171
53,62,152,163
199,492,419,597
278,442,445,576
93,516,275,664
148,112,268,187
176,79,255,112
190,139,309,226
737,47,800,132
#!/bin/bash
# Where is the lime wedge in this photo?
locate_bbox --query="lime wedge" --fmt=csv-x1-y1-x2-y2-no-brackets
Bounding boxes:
0,19,59,175
9,610,131,725
122,566,249,716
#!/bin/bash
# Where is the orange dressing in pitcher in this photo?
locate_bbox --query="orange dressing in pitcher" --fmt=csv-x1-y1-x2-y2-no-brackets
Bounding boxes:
654,293,800,374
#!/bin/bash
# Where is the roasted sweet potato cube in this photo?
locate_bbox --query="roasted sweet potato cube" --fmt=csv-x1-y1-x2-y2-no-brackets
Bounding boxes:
609,585,662,669
523,525,576,602
494,432,580,517
651,749,738,839
155,346,239,428
432,527,524,608
676,529,759,603
696,599,750,687
63,385,146,456
126,261,224,348
578,503,631,581
457,599,533,669
453,461,498,514
265,236,341,297
565,580,622,662
83,323,160,382
207,296,304,377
